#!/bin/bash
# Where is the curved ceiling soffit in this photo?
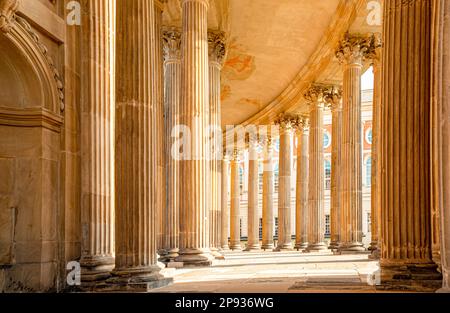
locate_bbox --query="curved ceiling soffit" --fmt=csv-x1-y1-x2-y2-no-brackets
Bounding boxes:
236,0,366,129
0,0,64,114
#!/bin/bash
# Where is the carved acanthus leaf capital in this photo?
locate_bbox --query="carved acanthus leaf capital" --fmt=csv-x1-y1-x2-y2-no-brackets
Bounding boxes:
304,84,341,110
297,115,310,132
335,33,382,66
208,31,227,65
163,27,182,62
274,113,301,133
0,0,19,33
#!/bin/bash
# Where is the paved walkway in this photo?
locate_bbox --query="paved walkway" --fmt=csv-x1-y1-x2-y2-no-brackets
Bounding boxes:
154,251,383,293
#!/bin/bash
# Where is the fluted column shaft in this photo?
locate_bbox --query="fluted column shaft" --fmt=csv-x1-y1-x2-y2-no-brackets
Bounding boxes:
112,0,171,288
295,121,309,250
221,157,230,249
337,37,365,252
380,0,440,287
162,29,182,262
246,143,261,251
261,139,275,250
208,32,225,254
329,103,342,250
229,152,242,250
275,120,294,251
369,46,382,257
80,0,115,280
438,0,450,292
155,1,166,259
306,102,327,251
176,0,213,266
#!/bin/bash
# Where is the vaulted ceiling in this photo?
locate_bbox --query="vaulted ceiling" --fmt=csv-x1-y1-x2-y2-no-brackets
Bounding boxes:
162,0,381,127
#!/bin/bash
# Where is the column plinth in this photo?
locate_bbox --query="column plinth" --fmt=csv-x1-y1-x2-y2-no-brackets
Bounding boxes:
294,118,309,251
261,137,275,250
108,0,172,290
274,116,296,251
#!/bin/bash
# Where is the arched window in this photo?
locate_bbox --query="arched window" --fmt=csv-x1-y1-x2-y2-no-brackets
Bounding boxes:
324,131,331,149
366,157,372,187
366,128,373,145
239,165,244,194
274,163,279,193
325,159,331,190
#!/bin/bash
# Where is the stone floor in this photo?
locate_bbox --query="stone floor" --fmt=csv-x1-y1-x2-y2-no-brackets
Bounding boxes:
153,250,386,293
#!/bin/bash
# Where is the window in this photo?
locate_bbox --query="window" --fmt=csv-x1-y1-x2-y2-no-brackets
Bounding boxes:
258,163,264,191
366,128,373,145
240,218,243,238
274,217,279,238
274,138,280,153
366,157,372,187
325,215,331,237
325,159,331,190
324,131,331,149
259,218,263,240
239,165,244,194
367,213,372,232
274,163,279,193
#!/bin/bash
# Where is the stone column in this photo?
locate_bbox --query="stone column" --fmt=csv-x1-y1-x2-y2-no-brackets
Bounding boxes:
155,0,167,262
304,86,328,252
294,117,310,251
274,115,296,251
437,0,450,293
327,89,343,250
368,35,382,258
161,28,182,263
221,155,230,250
379,0,441,290
80,0,115,283
176,0,213,266
208,31,226,257
229,150,242,251
336,34,375,253
261,137,275,250
110,0,171,290
245,140,261,251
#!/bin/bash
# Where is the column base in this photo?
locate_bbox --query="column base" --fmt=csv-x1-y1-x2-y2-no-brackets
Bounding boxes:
338,242,366,253
377,261,442,292
229,243,242,251
274,242,293,252
261,243,275,251
436,268,450,293
244,243,261,251
175,248,214,267
221,245,230,251
368,241,378,251
104,266,173,292
305,242,328,252
159,248,179,264
80,256,115,284
294,242,308,251
328,241,340,250
210,247,225,260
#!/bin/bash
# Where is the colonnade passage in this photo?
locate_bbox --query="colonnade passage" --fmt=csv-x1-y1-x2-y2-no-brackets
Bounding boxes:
73,0,449,292
3,0,450,293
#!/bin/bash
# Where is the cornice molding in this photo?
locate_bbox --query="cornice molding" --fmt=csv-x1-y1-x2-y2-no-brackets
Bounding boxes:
0,107,63,133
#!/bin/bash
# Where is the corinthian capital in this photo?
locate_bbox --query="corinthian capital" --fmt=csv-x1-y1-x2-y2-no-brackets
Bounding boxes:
0,0,19,33
208,31,227,65
335,33,381,65
274,113,301,133
162,27,182,62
